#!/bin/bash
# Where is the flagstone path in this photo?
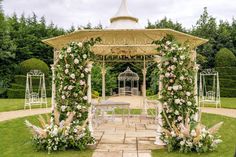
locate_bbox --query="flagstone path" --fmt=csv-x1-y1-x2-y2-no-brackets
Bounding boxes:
92,117,163,157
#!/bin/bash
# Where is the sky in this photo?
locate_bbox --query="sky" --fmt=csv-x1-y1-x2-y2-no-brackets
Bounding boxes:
2,0,236,30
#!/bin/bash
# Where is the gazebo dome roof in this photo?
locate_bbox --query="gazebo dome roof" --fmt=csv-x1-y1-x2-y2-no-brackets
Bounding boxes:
118,67,139,80
107,0,143,29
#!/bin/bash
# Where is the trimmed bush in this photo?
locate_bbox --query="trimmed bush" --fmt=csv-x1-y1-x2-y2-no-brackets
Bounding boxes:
0,88,7,98
220,88,236,97
216,67,236,75
19,58,49,76
14,75,50,86
10,83,25,89
215,48,236,67
7,88,52,98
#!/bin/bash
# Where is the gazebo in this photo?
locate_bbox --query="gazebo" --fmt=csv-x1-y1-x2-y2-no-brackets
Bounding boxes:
118,67,139,96
42,0,208,146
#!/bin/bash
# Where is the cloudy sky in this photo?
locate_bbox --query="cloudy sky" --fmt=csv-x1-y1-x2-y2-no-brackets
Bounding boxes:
2,0,236,29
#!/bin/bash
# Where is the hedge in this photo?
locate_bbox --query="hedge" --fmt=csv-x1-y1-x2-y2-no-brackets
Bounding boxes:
19,58,50,76
7,88,52,98
14,75,50,86
0,88,7,98
215,48,236,67
220,88,236,97
216,67,236,75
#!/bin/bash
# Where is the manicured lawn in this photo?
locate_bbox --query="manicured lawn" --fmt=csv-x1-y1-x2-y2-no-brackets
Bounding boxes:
0,114,92,157
152,113,236,157
0,98,51,112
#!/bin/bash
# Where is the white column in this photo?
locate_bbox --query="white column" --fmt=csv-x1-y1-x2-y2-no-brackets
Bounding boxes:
154,60,166,145
193,50,200,122
51,65,56,111
102,57,106,100
142,56,147,115
87,65,93,133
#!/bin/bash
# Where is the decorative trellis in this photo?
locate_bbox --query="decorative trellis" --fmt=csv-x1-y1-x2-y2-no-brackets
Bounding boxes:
199,69,221,108
25,70,47,109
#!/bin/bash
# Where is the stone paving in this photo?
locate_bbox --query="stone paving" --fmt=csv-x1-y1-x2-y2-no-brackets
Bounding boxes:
92,116,164,157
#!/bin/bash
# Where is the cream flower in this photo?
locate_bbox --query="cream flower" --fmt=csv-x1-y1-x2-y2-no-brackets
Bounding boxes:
74,58,79,64
70,74,75,79
78,42,83,47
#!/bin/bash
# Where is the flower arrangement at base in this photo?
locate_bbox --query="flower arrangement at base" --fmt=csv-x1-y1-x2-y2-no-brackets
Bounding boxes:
153,35,223,153
25,38,101,153
161,113,223,153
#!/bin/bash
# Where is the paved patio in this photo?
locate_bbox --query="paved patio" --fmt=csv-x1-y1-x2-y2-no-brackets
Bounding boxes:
92,116,164,157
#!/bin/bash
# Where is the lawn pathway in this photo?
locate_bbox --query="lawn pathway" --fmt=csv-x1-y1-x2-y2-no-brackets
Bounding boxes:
0,108,51,122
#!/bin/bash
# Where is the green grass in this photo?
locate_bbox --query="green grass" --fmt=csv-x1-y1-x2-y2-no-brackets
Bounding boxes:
0,98,51,112
0,115,92,157
152,113,236,157
0,97,235,113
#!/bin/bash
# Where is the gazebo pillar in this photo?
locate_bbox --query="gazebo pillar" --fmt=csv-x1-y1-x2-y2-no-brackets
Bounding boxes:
102,57,106,100
155,61,166,146
193,50,200,121
87,63,93,134
51,65,56,111
142,56,147,115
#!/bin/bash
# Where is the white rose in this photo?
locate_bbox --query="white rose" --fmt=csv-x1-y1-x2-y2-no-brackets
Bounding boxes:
174,110,179,115
173,57,177,62
70,74,75,79
178,85,182,90
180,76,184,80
179,61,183,65
168,86,172,91
187,101,192,106
83,54,87,59
67,47,71,53
68,85,74,90
61,95,65,100
165,72,170,78
65,69,69,74
175,99,181,104
78,42,83,47
186,92,191,96
81,73,84,78
80,80,85,85
180,141,185,146
66,64,70,68
164,61,169,66
173,85,179,91
166,41,171,45
178,116,183,121
59,54,63,59
83,96,88,100
77,105,81,110
180,55,185,60
190,130,197,137
84,68,89,73
61,105,67,112
171,131,176,137
171,65,176,70
74,58,79,64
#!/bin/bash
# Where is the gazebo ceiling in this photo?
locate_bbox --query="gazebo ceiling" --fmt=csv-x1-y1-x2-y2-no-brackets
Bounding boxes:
42,29,208,56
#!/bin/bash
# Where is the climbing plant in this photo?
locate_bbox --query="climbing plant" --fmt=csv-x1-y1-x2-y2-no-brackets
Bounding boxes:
25,38,101,153
153,35,222,153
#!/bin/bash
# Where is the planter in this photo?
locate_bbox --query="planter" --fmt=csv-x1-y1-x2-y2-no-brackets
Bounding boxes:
87,141,97,150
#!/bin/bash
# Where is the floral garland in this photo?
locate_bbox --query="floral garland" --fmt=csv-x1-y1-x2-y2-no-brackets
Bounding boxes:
25,38,101,153
153,35,222,153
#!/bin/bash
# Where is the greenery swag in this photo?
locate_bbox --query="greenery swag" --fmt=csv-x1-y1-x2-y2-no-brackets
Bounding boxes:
25,38,101,153
154,35,223,153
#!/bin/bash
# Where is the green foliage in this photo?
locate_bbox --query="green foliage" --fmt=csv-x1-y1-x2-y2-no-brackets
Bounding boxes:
146,17,186,32
92,90,99,98
215,48,236,67
19,58,49,75
91,64,117,96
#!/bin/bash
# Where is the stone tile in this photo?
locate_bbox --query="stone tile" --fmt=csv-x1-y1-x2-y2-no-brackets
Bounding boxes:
145,124,157,130
123,151,138,157
100,134,124,144
138,150,151,153
97,144,137,151
126,131,154,138
124,137,137,144
93,131,103,141
138,152,152,157
136,124,146,130
138,140,157,150
92,151,122,157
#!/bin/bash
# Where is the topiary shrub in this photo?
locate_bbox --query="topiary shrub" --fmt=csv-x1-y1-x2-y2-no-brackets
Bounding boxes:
215,48,236,67
19,58,50,76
